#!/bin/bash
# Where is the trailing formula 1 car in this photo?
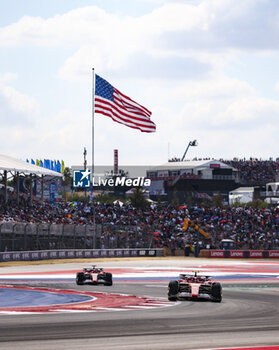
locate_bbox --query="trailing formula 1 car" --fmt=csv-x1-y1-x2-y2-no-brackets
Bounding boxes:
168,271,222,302
76,265,113,286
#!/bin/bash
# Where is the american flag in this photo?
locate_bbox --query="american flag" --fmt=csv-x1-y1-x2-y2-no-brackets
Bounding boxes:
94,74,156,133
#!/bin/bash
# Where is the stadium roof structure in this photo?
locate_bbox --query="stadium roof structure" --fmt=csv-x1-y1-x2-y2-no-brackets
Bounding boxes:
0,154,63,177
149,159,236,171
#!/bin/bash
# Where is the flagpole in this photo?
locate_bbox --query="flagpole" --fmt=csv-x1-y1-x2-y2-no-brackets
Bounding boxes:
91,67,95,202
91,68,95,248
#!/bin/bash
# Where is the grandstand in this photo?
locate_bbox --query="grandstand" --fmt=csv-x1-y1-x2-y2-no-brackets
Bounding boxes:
223,158,279,185
1,155,279,255
146,158,279,204
147,159,239,203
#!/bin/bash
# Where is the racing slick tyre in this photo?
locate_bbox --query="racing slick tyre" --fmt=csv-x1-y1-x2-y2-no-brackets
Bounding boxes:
104,273,113,286
76,272,85,285
211,282,222,302
168,280,179,301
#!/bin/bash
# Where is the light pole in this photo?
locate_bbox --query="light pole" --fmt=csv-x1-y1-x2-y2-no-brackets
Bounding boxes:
83,147,87,197
181,140,198,161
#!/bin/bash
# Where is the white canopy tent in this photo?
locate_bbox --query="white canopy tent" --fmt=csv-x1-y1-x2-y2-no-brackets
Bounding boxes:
0,154,63,205
0,154,63,177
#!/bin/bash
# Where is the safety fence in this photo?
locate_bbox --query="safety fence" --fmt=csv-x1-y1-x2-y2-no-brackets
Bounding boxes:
0,222,154,252
0,248,165,262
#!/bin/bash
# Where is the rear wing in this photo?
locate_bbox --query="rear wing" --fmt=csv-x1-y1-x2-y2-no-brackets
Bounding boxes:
179,273,211,280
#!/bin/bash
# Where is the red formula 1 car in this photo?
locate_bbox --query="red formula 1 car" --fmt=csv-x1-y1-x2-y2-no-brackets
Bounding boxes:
76,265,113,286
168,271,222,302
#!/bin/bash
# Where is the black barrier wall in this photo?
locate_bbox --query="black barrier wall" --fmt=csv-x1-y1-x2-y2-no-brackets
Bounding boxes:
0,248,165,262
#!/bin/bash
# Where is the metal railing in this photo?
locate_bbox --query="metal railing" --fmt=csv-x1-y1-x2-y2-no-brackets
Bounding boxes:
0,222,153,252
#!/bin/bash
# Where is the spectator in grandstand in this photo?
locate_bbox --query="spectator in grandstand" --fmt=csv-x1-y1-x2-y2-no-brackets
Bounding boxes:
0,190,279,252
222,158,278,184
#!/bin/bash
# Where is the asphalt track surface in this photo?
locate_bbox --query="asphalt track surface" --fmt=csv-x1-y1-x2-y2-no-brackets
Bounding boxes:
0,259,279,350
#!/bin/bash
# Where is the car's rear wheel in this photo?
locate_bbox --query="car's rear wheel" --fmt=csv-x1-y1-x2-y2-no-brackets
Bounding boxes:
104,272,113,286
76,272,85,285
168,280,179,301
212,282,222,302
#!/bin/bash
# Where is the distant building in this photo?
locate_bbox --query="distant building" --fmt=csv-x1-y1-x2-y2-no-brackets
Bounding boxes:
146,159,239,203
71,160,241,204
229,187,254,205
265,182,279,205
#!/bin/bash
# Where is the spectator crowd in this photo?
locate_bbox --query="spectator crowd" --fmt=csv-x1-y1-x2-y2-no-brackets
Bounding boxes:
1,157,279,252
169,157,279,184
0,191,279,252
222,158,279,184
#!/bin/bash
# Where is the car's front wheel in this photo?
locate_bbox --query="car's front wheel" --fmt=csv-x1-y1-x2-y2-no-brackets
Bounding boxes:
104,273,113,286
212,282,222,302
168,280,179,301
76,272,85,285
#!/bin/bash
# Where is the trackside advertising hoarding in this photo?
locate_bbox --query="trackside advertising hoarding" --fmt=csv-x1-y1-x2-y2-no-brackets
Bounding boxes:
210,250,225,258
249,250,264,258
209,250,279,258
229,251,244,258
268,250,279,258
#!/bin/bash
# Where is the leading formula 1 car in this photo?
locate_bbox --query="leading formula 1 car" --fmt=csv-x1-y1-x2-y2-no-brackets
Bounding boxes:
76,265,113,286
168,271,222,302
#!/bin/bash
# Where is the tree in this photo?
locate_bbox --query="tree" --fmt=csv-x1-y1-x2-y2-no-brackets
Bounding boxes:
63,167,73,186
212,192,223,208
96,193,119,204
248,198,268,209
156,197,162,210
231,198,243,208
184,192,193,206
171,188,179,207
201,198,211,207
129,187,149,209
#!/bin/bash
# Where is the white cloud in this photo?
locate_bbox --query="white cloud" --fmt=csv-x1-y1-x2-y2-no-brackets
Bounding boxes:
148,76,256,102
59,48,212,83
0,74,39,126
1,1,277,85
1,1,279,164
0,7,121,48
274,81,279,92
0,72,18,84
59,46,120,83
1,108,91,163
170,85,279,132
1,1,278,50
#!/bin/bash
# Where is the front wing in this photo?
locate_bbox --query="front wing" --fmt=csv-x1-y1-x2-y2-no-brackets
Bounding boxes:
178,284,213,300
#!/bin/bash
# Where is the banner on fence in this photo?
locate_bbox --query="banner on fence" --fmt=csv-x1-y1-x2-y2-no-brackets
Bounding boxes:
0,249,164,262
208,250,279,259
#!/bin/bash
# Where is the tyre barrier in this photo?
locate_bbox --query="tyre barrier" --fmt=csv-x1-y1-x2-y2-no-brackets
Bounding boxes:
0,248,165,262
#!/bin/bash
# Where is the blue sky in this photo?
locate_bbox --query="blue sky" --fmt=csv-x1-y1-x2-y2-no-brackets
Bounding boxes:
1,0,279,167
